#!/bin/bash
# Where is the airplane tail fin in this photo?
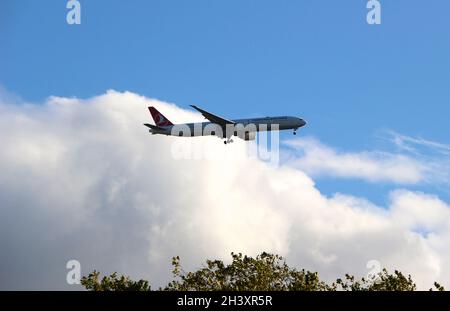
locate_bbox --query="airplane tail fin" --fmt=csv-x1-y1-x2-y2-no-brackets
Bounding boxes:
148,107,174,126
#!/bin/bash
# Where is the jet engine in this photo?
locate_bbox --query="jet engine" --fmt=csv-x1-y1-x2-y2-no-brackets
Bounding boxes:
238,131,256,141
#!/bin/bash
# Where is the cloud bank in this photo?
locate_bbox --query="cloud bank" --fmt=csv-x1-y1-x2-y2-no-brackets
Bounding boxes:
0,90,449,290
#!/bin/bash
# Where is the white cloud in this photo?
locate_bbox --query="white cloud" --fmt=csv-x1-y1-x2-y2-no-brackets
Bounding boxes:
0,90,449,290
283,137,428,184
385,130,450,156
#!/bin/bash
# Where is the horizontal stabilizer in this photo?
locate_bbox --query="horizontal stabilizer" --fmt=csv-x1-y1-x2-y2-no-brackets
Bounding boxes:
143,123,164,131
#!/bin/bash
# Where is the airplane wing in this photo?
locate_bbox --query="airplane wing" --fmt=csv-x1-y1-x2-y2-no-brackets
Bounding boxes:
190,105,235,126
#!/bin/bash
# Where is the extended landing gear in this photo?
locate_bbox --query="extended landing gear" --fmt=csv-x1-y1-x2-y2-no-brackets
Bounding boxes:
224,138,234,145
293,130,297,135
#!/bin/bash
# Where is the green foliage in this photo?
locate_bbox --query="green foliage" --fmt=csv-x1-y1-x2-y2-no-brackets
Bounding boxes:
165,252,328,291
81,270,151,291
81,253,446,291
432,282,445,291
333,269,416,291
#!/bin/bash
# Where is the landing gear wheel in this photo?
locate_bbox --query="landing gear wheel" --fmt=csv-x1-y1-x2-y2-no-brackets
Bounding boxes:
293,131,297,135
224,140,227,145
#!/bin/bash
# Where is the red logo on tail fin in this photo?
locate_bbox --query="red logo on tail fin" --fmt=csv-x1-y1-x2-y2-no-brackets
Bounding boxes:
148,107,174,126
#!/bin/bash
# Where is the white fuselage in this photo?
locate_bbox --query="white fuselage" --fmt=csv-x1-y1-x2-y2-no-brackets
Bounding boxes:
149,116,306,139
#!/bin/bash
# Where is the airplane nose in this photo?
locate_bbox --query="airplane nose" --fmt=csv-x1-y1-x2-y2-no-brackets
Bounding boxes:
299,118,307,127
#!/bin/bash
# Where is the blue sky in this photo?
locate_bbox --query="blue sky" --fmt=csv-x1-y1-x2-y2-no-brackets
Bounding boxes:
1,0,450,203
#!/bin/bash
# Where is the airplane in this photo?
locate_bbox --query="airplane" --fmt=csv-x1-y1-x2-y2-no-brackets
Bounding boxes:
144,105,307,144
